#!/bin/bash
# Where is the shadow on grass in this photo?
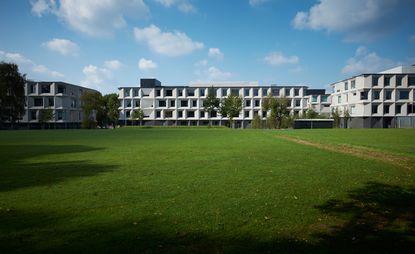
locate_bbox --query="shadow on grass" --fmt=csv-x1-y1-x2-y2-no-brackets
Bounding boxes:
1,182,415,253
0,145,116,192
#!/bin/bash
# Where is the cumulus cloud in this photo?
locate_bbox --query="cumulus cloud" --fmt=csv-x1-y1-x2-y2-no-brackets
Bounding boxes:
30,0,148,37
134,24,204,56
154,0,196,13
249,0,270,6
138,58,158,70
208,48,224,60
206,66,232,80
264,52,299,65
104,60,123,70
342,46,398,75
194,59,208,67
42,38,79,56
0,50,64,79
292,0,415,41
80,64,113,91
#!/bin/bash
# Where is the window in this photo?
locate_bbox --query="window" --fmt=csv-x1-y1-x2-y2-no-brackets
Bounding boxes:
262,88,268,97
126,110,131,118
34,98,43,106
245,100,251,107
351,105,356,114
253,89,259,97
156,89,161,97
142,90,150,97
158,100,166,107
285,88,291,96
164,110,173,118
244,88,250,97
344,81,348,90
295,99,301,107
372,104,378,114
231,88,239,96
408,104,415,114
165,89,173,97
180,100,188,107
351,80,356,89
396,104,402,114
312,95,318,103
211,111,217,117
200,88,206,97
178,89,183,97
384,76,391,87
384,105,390,114
262,111,267,117
187,89,195,97
272,88,280,96
338,96,342,104
244,111,250,118
125,100,131,108
294,88,300,96
373,90,380,100
396,76,403,86
321,95,328,102
132,89,138,97
57,110,63,120
192,100,197,107
135,100,140,107
187,111,195,118
409,76,415,86
124,89,131,97
399,90,409,100
222,88,228,96
29,84,35,93
372,76,379,86
57,85,65,94
178,111,183,118
385,90,392,100
254,100,260,107
360,91,368,100
200,111,205,118
156,110,161,118
41,84,50,93
48,98,54,107
30,110,37,120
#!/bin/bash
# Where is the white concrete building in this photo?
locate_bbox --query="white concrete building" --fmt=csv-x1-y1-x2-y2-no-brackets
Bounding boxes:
330,65,415,128
118,79,330,127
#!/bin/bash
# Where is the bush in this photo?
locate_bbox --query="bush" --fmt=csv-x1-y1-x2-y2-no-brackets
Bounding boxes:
251,114,262,129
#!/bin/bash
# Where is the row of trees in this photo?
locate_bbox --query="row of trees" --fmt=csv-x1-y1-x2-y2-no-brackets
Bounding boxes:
80,92,121,129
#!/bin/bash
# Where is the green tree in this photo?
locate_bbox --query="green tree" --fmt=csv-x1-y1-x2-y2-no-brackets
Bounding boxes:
219,94,243,128
331,107,341,128
251,113,262,129
305,108,319,119
262,94,290,129
38,108,54,129
203,87,220,127
0,62,25,128
343,107,351,128
131,108,145,126
80,91,104,129
103,93,120,128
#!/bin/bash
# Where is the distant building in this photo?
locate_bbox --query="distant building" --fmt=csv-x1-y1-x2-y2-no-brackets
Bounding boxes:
330,65,415,128
118,79,330,127
23,81,98,128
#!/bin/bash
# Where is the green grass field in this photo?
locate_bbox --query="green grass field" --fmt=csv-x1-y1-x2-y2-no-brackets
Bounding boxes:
1,128,414,253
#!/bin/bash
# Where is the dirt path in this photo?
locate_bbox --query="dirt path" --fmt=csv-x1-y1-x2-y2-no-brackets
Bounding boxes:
277,135,414,170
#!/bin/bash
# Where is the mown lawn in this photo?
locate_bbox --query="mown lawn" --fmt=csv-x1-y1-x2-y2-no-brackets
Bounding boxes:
0,127,414,253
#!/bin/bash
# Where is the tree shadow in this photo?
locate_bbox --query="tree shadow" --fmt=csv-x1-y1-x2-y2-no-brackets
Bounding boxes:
0,145,116,192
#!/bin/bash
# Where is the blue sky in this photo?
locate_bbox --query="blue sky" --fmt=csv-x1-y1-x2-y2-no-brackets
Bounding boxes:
0,0,414,94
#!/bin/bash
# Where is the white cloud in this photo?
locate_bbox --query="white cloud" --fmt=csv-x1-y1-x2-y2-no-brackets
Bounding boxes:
342,47,398,75
206,66,232,80
138,58,158,71
292,0,414,41
208,48,224,60
30,0,148,37
249,0,270,6
410,35,415,43
80,64,112,91
42,38,79,56
134,24,204,57
0,50,64,79
195,59,208,67
104,60,123,70
154,0,196,13
264,52,299,65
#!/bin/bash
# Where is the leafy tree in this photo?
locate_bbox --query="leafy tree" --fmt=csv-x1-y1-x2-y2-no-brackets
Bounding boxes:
38,108,54,129
80,91,104,129
266,112,277,129
262,94,290,129
305,108,319,119
0,62,25,128
131,108,145,126
251,113,262,129
331,107,341,128
343,107,351,128
203,87,220,126
219,94,242,128
103,93,120,128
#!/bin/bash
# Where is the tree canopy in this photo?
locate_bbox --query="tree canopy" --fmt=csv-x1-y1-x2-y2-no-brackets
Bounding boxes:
203,87,220,126
262,94,290,128
219,94,242,128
